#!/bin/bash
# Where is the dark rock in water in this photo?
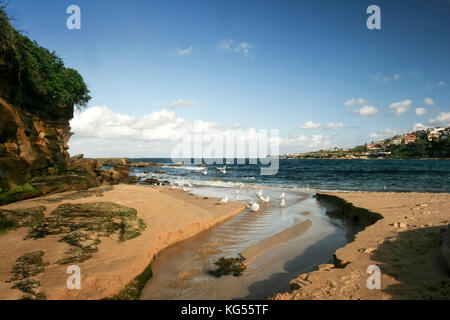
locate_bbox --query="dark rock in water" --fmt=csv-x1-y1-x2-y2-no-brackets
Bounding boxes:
97,158,130,167
129,161,164,167
143,170,150,174
154,170,166,174
144,178,159,185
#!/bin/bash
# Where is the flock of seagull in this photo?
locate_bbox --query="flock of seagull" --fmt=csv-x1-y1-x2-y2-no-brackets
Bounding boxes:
218,189,286,212
248,189,286,212
155,165,289,212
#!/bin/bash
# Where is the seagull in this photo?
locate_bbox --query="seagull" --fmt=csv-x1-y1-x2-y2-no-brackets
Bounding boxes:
216,166,227,174
202,168,208,175
251,202,260,212
187,182,193,188
220,196,229,203
280,198,286,207
256,190,263,199
261,196,270,202
280,192,285,199
383,186,387,190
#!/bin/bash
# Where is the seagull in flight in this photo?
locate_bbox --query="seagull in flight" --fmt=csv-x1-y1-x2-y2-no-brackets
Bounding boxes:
216,166,227,174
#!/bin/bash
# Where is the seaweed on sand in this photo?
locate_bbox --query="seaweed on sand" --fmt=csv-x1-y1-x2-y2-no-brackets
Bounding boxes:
25,202,146,264
0,206,46,235
6,251,49,300
209,253,247,277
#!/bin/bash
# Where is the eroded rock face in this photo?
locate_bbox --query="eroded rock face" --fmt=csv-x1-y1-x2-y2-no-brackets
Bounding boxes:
0,96,72,189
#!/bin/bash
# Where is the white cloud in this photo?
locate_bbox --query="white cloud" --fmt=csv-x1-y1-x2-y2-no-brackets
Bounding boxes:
300,121,321,129
218,39,234,51
353,106,378,117
344,98,368,107
218,39,253,57
415,107,427,115
438,81,445,87
372,73,401,83
324,123,344,130
280,134,331,150
389,99,412,115
234,42,252,56
369,128,397,140
424,98,434,106
167,99,194,108
413,123,428,131
69,106,334,157
69,106,238,157
174,46,193,56
429,112,450,127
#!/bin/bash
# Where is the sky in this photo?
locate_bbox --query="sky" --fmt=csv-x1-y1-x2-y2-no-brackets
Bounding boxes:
5,0,450,157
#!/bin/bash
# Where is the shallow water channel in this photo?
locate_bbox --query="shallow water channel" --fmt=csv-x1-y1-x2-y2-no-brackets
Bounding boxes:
140,187,348,300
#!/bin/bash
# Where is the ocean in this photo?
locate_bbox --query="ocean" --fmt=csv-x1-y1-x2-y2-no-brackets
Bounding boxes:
129,158,450,193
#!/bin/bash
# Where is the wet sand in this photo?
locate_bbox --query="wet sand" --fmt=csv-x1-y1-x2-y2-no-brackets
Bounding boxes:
241,220,312,263
273,191,450,300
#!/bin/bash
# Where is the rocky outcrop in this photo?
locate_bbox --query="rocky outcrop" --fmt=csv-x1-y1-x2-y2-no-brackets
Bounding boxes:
0,96,72,190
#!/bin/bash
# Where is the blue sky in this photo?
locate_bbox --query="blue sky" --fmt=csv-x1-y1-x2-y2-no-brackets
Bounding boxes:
6,0,450,157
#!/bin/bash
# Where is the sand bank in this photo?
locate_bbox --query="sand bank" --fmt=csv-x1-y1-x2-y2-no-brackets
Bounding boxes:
273,191,450,300
241,220,312,263
0,185,246,299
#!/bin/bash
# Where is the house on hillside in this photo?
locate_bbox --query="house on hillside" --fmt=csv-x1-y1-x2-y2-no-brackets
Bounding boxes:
405,133,416,144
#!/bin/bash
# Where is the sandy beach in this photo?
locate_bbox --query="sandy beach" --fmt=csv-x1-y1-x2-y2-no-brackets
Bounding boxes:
0,184,245,299
273,191,450,300
1,185,449,300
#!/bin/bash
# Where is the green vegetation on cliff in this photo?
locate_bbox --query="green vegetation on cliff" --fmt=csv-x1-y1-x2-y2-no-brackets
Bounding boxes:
0,5,91,108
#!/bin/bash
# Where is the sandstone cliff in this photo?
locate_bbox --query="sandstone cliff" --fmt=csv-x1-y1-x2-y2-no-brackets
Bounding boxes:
0,95,72,189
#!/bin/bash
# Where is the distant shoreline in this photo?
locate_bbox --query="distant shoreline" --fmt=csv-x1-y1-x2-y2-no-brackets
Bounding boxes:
279,157,450,160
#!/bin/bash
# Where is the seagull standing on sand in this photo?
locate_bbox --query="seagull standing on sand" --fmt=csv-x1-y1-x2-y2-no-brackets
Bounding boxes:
251,202,260,212
280,192,285,199
256,190,263,199
220,196,229,203
280,198,286,208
